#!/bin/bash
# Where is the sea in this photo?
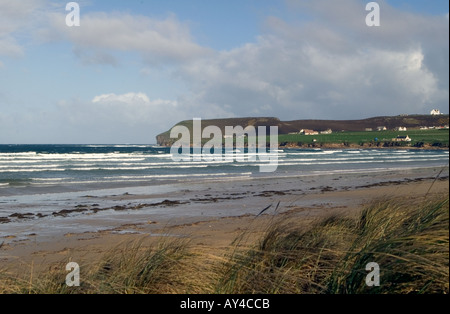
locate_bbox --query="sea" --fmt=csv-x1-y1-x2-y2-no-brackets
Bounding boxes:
0,145,448,240
0,145,448,194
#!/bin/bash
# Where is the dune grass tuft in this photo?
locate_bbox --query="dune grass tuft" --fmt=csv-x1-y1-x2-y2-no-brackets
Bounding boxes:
217,195,449,294
1,194,448,294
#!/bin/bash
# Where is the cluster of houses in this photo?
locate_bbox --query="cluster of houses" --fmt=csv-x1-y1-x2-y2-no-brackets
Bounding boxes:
290,129,333,136
363,126,411,142
294,122,447,137
366,126,388,131
420,125,449,130
366,126,409,132
430,109,443,115
288,109,447,144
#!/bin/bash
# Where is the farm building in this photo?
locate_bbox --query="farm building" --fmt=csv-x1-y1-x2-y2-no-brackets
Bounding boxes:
300,129,319,135
392,135,412,142
320,129,333,134
430,109,442,115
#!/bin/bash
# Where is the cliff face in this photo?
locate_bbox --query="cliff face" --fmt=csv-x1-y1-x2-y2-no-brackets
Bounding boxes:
156,134,171,147
156,115,449,146
156,117,282,146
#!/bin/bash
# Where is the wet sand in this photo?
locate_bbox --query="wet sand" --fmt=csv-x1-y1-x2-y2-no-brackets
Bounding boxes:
0,173,448,276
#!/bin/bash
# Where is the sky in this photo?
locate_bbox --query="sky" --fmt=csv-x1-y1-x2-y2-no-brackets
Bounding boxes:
0,0,448,144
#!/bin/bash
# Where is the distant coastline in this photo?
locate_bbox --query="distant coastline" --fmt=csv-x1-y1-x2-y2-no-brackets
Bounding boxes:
280,142,449,150
156,114,449,149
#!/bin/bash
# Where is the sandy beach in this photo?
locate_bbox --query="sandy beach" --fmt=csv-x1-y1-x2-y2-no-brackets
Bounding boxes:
1,169,448,277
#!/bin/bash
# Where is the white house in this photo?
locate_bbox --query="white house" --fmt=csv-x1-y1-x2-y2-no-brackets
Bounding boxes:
320,129,333,135
393,135,412,142
300,129,319,135
430,109,442,115
224,134,245,139
395,127,407,132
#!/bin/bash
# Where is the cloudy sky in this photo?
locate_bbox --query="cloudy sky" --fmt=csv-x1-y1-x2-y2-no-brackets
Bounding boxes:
0,0,448,144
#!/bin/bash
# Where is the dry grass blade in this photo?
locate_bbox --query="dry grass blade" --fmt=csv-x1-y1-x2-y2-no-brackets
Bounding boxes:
0,193,448,294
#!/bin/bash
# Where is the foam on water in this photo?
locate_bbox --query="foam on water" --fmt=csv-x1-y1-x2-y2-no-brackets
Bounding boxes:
0,146,448,197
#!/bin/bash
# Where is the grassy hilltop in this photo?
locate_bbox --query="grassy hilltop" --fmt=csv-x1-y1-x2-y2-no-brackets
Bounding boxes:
279,128,449,148
156,114,449,148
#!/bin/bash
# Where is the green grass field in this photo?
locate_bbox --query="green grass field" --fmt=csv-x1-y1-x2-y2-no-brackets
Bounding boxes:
277,129,449,147
160,124,449,148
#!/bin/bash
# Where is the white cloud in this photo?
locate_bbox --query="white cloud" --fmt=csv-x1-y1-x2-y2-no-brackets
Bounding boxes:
41,11,213,66
1,0,448,144
92,92,151,105
0,36,24,57
0,0,44,33
88,92,180,127
0,91,186,144
0,0,48,57
177,0,449,120
6,94,184,143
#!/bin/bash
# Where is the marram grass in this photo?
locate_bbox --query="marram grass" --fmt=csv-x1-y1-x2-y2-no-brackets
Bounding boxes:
1,194,448,294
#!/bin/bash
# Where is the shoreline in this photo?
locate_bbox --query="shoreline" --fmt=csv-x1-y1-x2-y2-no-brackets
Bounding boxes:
1,165,448,227
1,174,448,276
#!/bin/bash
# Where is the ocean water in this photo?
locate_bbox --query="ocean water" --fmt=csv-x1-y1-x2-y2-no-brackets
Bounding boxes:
0,145,448,241
0,144,448,195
